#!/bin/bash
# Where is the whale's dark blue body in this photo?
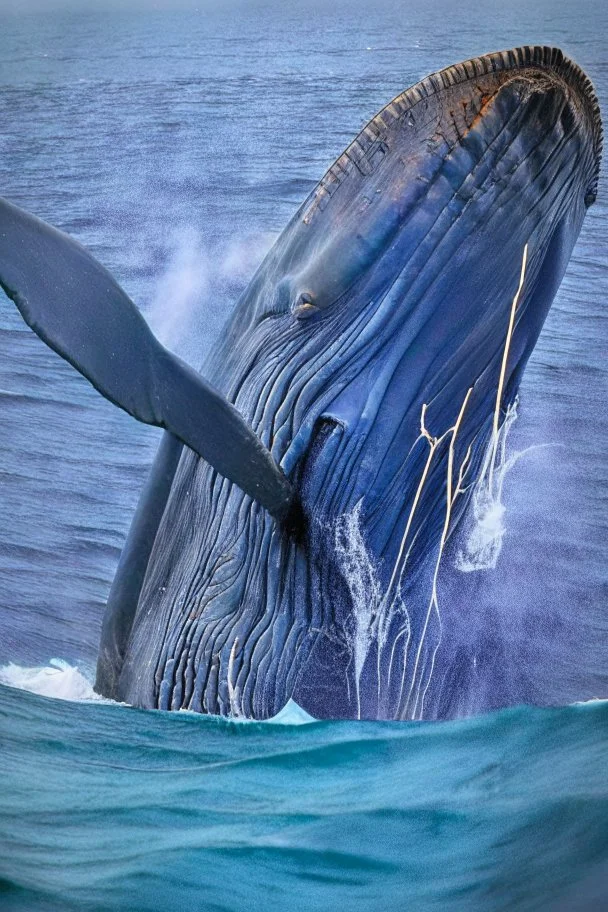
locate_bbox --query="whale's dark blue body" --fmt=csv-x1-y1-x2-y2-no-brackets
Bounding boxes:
0,47,602,719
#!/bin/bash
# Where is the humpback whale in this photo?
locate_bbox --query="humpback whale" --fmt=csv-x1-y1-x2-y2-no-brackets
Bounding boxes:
0,47,602,719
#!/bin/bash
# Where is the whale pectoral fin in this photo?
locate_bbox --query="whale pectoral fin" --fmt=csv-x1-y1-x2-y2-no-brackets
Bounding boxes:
0,196,294,522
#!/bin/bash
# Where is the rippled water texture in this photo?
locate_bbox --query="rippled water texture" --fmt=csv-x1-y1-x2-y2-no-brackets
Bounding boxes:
0,0,607,908
1,682,607,912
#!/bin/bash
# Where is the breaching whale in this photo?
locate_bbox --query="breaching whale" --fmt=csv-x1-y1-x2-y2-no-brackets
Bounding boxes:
0,46,602,719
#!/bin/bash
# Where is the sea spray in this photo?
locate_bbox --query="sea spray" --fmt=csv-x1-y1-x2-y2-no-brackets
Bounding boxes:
0,658,107,702
145,226,209,352
455,399,519,572
144,228,276,363
334,503,382,718
334,503,413,718
454,399,558,573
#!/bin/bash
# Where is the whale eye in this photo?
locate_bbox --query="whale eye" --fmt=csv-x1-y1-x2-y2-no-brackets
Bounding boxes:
292,291,320,320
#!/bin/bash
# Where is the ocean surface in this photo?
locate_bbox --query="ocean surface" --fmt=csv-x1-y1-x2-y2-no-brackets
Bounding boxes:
0,0,607,908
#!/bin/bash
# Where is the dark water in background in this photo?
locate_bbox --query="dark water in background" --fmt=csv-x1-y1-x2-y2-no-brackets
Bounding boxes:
0,0,607,908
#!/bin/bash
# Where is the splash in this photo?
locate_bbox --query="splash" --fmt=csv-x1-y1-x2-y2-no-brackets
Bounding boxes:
267,699,317,725
228,637,243,719
408,388,473,719
0,658,108,702
455,399,519,572
218,232,277,283
334,388,476,719
145,226,209,352
335,502,385,718
145,228,276,358
0,658,317,724
335,503,415,720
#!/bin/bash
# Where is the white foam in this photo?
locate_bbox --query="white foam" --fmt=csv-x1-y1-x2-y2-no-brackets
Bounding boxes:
334,502,413,718
455,400,519,572
335,503,382,717
0,658,109,702
455,398,561,574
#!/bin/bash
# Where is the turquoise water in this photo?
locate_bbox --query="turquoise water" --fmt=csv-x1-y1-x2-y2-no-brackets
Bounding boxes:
0,0,607,907
1,682,608,912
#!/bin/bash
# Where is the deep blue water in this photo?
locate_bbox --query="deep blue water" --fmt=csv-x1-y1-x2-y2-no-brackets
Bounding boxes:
0,0,607,908
2,684,608,912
